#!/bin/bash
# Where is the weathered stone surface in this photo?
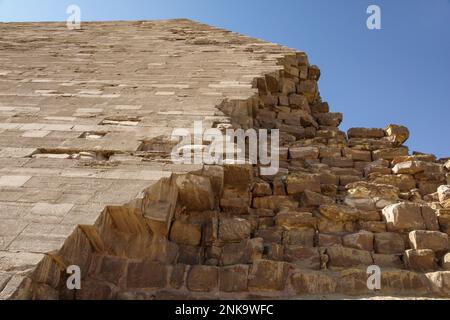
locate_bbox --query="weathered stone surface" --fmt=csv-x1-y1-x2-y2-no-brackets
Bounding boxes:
170,220,202,246
221,238,263,266
373,147,409,161
252,180,272,197
426,271,450,296
300,190,334,207
392,161,427,175
319,204,360,222
284,246,321,269
373,254,403,268
286,173,321,194
347,128,385,139
253,196,298,210
218,218,251,242
438,215,450,236
283,228,315,247
346,181,400,207
385,124,410,146
442,253,450,270
369,174,416,192
438,185,450,208
337,268,371,296
404,249,437,272
380,270,430,296
326,247,373,268
127,260,167,289
316,112,343,127
381,202,426,232
176,174,215,211
408,230,449,252
219,265,249,292
290,270,337,295
75,280,116,300
95,255,128,286
187,266,218,292
318,234,342,247
169,264,186,290
275,211,317,229
248,260,289,291
419,205,440,231
289,146,319,160
342,231,374,251
374,232,405,254
358,221,387,233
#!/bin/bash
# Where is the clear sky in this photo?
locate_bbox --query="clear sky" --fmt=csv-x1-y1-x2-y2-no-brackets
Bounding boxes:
1,0,449,158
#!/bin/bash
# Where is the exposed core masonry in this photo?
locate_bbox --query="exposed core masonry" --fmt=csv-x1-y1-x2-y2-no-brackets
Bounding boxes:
0,19,449,300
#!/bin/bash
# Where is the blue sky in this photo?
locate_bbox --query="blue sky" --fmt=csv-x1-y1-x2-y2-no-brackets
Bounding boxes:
1,0,449,158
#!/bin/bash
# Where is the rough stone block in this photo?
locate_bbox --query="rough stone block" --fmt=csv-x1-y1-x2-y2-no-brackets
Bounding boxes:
126,260,167,289
438,185,450,208
219,265,249,292
290,270,337,295
408,230,449,252
342,231,374,251
218,217,251,242
319,204,360,222
170,220,202,246
284,246,321,269
385,124,410,146
326,246,373,268
248,260,289,291
275,211,317,229
176,174,215,211
286,173,321,195
426,271,450,296
187,266,218,292
221,238,263,266
404,249,437,272
381,202,426,232
374,232,405,254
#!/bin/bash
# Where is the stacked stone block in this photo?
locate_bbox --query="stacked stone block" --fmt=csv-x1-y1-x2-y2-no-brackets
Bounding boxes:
3,24,450,300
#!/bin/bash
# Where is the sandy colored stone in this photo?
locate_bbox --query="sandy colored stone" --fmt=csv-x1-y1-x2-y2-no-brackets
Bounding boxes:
286,173,321,195
248,260,289,291
426,271,450,296
284,246,321,269
342,231,374,251
290,270,337,295
176,174,215,211
381,202,426,232
219,265,249,292
326,246,373,268
275,211,317,229
218,218,251,242
187,266,218,292
374,232,405,254
408,230,449,252
404,249,437,272
319,204,360,222
169,220,202,246
438,185,450,208
385,124,410,146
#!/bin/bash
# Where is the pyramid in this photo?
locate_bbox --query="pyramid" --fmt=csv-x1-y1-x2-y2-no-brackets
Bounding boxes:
0,20,449,300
